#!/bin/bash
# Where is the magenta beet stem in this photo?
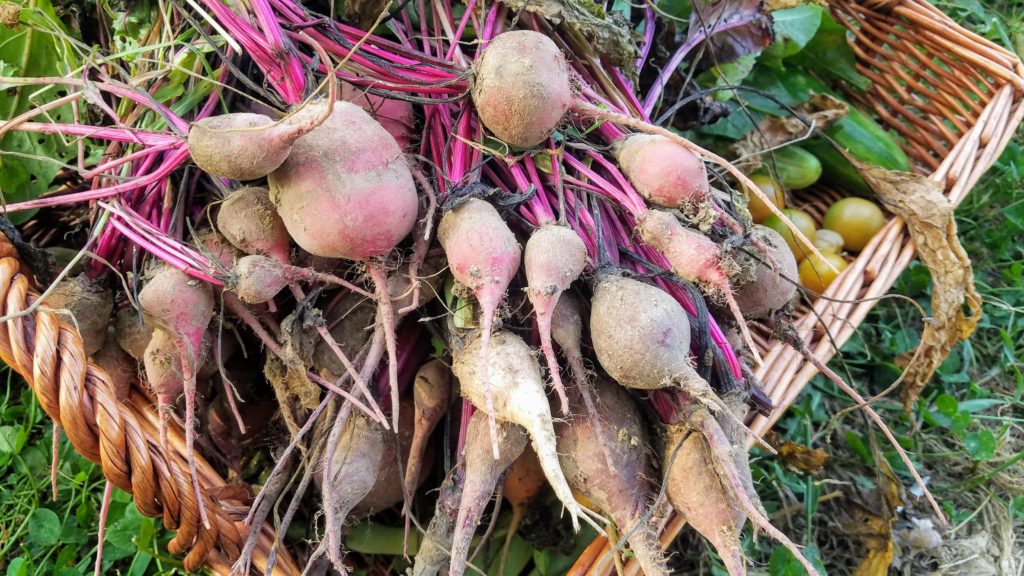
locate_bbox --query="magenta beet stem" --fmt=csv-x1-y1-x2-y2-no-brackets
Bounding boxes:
4,146,188,212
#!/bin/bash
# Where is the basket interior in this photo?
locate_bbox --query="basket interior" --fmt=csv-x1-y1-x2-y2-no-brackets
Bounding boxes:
745,0,1023,435
831,0,1020,172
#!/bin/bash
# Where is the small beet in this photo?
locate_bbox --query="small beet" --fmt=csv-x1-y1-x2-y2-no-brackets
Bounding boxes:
449,411,528,576
615,134,709,209
188,112,302,180
115,307,153,362
269,101,418,261
439,198,522,458
217,186,291,264
452,330,604,534
43,273,113,356
590,274,704,392
524,224,588,415
734,225,798,319
556,378,668,576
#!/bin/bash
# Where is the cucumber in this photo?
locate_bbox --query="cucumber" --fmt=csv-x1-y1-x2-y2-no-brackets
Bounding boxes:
803,106,911,197
767,145,822,190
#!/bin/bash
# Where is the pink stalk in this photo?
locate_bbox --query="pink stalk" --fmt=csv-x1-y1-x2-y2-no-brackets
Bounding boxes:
643,16,765,115
249,0,306,103
4,147,189,212
637,7,656,74
1,121,182,146
105,218,221,285
522,156,556,224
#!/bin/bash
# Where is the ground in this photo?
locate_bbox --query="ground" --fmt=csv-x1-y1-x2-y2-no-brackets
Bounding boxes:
0,1,1022,575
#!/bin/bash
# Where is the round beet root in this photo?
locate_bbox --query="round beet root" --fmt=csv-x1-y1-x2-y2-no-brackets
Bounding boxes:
43,273,113,356
734,225,798,319
269,102,418,261
472,31,572,149
615,134,709,209
590,274,697,390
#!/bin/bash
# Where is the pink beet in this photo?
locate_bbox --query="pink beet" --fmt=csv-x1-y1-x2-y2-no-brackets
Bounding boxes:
472,31,573,149
524,224,587,416
615,134,710,209
268,101,418,262
269,101,419,431
138,265,215,525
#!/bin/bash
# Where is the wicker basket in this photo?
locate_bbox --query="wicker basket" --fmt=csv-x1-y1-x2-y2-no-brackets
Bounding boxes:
0,242,298,574
572,0,1024,573
2,0,1020,574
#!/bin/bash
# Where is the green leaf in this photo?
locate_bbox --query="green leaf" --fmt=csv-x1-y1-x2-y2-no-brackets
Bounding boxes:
769,544,827,575
486,532,532,576
935,393,959,416
103,502,144,562
0,425,18,454
6,557,28,576
26,508,62,546
769,546,803,576
768,5,823,58
844,430,870,463
660,0,692,20
347,521,421,555
787,11,870,90
0,0,85,222
963,429,997,461
949,411,972,436
703,52,761,101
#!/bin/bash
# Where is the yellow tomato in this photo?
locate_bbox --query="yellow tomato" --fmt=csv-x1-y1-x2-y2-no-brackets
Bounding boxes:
799,252,848,293
747,173,785,224
762,209,817,259
822,197,886,252
813,229,844,254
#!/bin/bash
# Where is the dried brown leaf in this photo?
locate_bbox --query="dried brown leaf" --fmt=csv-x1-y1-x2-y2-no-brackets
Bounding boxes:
732,93,848,158
777,440,829,473
842,448,902,576
852,161,982,408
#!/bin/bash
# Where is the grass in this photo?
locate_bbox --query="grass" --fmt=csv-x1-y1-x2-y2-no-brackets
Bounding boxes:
0,375,189,575
0,1,1021,575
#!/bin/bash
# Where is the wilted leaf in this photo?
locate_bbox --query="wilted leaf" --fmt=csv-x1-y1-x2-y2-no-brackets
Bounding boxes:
852,162,983,408
687,0,774,73
841,436,902,576
777,440,829,473
732,93,848,157
503,0,637,71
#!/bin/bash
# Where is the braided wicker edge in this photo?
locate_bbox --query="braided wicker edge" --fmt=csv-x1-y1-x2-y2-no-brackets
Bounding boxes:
0,244,299,575
573,0,1024,573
